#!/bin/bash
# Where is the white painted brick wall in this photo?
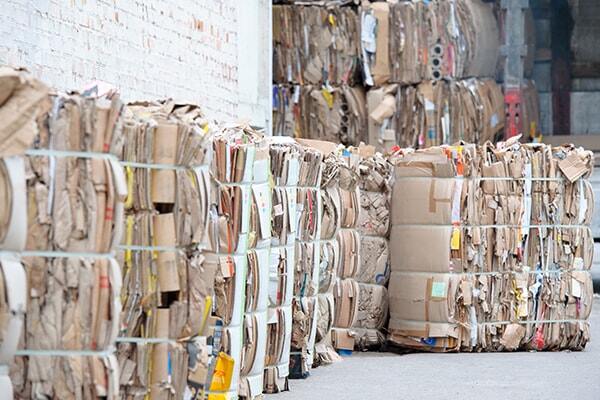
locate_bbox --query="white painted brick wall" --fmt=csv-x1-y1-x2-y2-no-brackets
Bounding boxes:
0,0,271,127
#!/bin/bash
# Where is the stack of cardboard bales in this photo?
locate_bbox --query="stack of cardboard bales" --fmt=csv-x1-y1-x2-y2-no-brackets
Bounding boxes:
330,149,362,352
351,149,393,350
314,143,344,365
11,91,127,399
388,139,595,351
272,4,367,145
264,138,301,393
289,140,323,378
0,67,48,398
117,101,214,399
362,0,511,151
273,1,541,150
206,125,266,398
239,132,272,399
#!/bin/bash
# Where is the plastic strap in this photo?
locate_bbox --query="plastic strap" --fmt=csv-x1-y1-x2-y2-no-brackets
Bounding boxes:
394,176,576,182
392,269,578,277
120,160,204,171
117,244,187,252
14,349,114,357
116,337,177,345
394,224,588,229
394,318,587,326
25,148,117,161
0,250,115,259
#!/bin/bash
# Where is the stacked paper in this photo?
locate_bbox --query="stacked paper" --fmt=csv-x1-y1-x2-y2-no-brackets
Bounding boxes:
388,139,595,351
264,139,301,393
117,100,213,399
289,139,324,379
11,91,126,399
352,150,393,350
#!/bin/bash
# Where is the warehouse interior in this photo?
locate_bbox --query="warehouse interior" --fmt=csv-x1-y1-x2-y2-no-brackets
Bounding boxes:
1,0,600,399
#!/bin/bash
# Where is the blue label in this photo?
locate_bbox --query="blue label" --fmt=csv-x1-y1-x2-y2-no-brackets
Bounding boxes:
421,337,436,346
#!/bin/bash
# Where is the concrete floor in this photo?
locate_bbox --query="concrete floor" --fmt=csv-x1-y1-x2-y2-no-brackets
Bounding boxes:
270,297,600,400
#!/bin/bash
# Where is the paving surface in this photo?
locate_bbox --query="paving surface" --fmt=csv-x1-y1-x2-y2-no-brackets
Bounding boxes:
268,298,600,400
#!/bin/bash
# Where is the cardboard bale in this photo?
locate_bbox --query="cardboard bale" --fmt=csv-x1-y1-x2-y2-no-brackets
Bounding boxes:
274,85,367,146
389,0,500,84
386,78,505,150
387,140,595,352
118,101,216,399
10,92,126,399
289,140,325,379
273,5,361,86
263,139,300,394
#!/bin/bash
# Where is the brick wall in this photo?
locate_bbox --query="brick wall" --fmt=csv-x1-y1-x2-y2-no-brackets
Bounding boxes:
0,0,270,126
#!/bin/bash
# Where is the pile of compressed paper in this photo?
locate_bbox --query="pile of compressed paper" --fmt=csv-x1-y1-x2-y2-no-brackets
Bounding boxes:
264,138,301,393
330,148,362,351
352,149,393,350
272,3,367,146
273,4,361,86
388,139,595,351
314,143,344,366
367,79,506,151
117,100,213,399
272,1,540,149
362,0,499,85
11,91,127,399
289,139,324,379
273,84,367,145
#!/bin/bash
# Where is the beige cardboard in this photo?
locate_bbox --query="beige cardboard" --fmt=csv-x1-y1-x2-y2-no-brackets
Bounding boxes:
153,213,180,292
390,226,452,273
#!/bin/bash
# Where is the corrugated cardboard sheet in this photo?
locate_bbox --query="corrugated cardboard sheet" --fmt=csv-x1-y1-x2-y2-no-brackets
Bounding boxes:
388,140,595,352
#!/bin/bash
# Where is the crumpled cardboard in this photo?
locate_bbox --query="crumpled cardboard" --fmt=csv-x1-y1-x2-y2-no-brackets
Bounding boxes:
388,141,595,352
274,85,367,146
264,139,300,394
273,5,360,85
389,0,500,84
289,140,324,379
0,67,49,157
118,101,214,399
385,78,506,150
10,92,127,399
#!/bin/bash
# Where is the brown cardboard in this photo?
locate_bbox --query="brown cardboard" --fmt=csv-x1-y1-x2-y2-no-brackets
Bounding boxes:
151,169,177,204
388,272,452,323
370,2,391,86
390,226,452,273
153,213,180,292
331,328,355,351
153,122,178,164
391,176,454,225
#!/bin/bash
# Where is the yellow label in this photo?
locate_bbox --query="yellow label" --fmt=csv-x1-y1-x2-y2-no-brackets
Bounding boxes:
321,88,334,109
450,227,461,250
199,296,212,336
124,166,134,209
